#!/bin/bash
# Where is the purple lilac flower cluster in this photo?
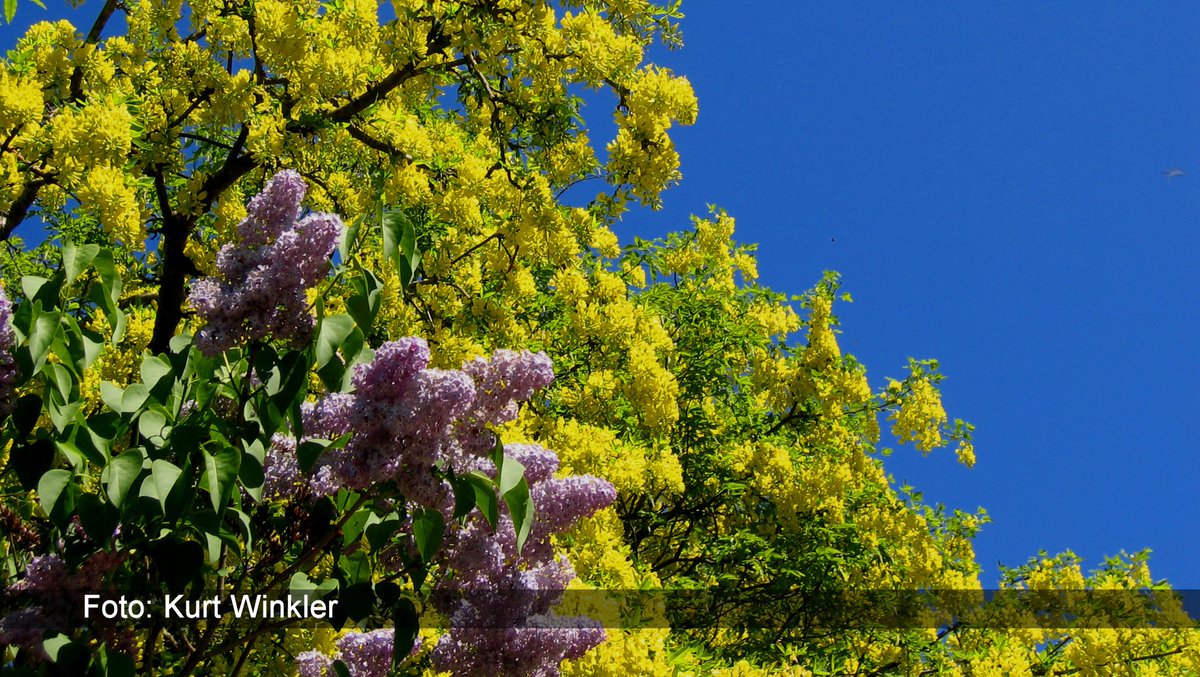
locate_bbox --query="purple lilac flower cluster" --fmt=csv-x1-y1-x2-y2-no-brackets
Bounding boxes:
0,552,128,660
296,629,418,677
189,170,341,355
430,444,616,677
294,338,553,508
282,341,612,675
0,283,15,415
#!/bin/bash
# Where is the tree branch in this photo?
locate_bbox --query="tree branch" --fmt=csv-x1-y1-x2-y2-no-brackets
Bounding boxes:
68,0,120,101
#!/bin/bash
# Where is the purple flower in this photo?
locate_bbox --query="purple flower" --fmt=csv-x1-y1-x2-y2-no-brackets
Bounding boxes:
190,170,341,355
296,650,333,677
283,341,613,674
530,476,617,535
503,444,560,484
239,169,306,247
295,630,420,676
336,629,407,677
262,434,302,499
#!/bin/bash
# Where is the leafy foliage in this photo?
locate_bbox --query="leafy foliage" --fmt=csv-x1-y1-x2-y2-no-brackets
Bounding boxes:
2,1,1197,676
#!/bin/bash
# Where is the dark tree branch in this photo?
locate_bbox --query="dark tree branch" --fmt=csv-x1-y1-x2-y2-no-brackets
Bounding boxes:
1,176,49,240
345,124,413,161
68,0,120,101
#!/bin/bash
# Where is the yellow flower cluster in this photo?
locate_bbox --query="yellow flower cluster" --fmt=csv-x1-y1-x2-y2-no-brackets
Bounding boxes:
76,165,144,246
0,72,41,130
561,12,644,87
541,418,682,497
80,306,158,413
13,20,78,95
889,377,948,453
607,67,698,207
47,98,133,172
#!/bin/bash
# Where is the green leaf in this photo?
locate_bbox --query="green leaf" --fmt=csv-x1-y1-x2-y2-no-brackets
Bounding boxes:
140,353,173,391
296,438,331,473
452,474,477,519
338,212,364,261
80,326,104,370
338,551,371,586
43,633,86,669
93,249,122,306
503,477,534,554
380,208,411,265
75,492,118,544
315,314,355,368
42,362,72,399
99,382,125,413
497,456,525,497
239,439,265,502
139,459,182,510
121,383,150,414
96,644,137,677
27,307,60,373
456,470,499,528
11,393,39,438
202,446,241,512
137,408,169,444
46,391,82,435
102,448,145,508
365,514,400,552
397,255,416,289
21,275,58,307
4,0,16,25
392,598,419,670
37,469,75,525
342,508,371,547
346,268,382,333
55,422,107,468
411,508,444,563
62,241,100,284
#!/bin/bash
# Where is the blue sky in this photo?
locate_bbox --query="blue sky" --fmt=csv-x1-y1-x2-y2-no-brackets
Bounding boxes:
607,3,1200,587
4,2,1197,588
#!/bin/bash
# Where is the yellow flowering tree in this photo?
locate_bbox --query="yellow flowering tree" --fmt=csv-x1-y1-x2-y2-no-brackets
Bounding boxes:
2,1,1198,675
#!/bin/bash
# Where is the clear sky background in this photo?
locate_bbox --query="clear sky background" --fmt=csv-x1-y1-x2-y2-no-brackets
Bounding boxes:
4,2,1197,588
606,3,1200,588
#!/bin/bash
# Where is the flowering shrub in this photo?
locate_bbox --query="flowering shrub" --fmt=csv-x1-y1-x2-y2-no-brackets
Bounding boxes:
3,1,1198,674
0,175,613,675
189,170,342,355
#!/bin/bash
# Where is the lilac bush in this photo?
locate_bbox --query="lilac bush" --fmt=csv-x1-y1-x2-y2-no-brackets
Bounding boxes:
432,461,615,677
295,337,555,508
1,169,615,675
270,340,614,676
296,629,418,677
189,170,341,355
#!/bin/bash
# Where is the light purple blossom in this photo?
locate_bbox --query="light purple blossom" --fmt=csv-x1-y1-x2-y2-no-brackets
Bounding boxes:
336,629,406,677
296,650,333,677
1,552,128,660
431,453,615,676
302,339,480,506
190,170,341,355
502,444,560,484
530,476,618,535
296,630,419,677
262,434,301,499
456,350,554,456
10,554,67,593
285,340,612,676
